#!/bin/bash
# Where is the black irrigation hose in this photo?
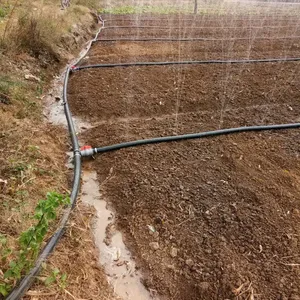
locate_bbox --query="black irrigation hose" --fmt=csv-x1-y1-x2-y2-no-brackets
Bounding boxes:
104,18,300,25
103,16,300,22
4,19,107,300
74,57,300,71
7,13,300,299
95,36,300,42
80,123,300,157
6,68,82,300
103,25,300,29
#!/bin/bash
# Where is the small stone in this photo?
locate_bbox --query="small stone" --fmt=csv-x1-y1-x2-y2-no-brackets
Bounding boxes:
149,242,159,251
25,74,41,82
185,259,194,267
55,96,61,101
170,247,178,258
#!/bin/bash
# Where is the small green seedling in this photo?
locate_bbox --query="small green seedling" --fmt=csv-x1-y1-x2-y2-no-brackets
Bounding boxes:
45,267,67,289
0,192,70,296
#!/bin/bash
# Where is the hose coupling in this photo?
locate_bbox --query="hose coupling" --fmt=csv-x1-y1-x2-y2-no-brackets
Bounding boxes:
70,65,78,72
80,145,95,157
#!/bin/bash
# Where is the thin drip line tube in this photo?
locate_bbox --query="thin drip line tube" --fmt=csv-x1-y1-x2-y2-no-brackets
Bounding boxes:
73,57,300,71
103,25,300,29
95,36,300,42
103,17,300,22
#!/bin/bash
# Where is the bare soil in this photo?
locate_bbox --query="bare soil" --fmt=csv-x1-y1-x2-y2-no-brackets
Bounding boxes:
69,14,300,300
81,40,300,65
102,17,300,27
98,27,300,39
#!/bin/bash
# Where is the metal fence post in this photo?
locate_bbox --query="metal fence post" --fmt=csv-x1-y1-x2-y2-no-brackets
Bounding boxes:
194,0,198,14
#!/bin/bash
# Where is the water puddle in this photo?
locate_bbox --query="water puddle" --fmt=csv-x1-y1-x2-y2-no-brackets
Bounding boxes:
81,170,154,300
43,35,98,132
43,71,92,132
44,33,154,300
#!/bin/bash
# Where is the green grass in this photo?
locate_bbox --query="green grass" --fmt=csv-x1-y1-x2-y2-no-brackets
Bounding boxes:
0,75,23,95
0,6,9,19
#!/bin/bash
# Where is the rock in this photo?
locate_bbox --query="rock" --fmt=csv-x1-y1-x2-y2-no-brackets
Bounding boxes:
25,74,41,82
147,225,155,234
185,259,194,267
170,247,178,258
149,242,159,251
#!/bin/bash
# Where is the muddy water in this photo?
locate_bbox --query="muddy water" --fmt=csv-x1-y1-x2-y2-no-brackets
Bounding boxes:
44,71,91,132
44,33,155,299
46,85,154,299
44,35,100,131
46,89,154,299
81,171,154,300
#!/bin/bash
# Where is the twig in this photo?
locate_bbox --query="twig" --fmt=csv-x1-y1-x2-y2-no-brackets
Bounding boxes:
26,290,56,296
18,176,36,189
64,289,82,300
280,262,300,266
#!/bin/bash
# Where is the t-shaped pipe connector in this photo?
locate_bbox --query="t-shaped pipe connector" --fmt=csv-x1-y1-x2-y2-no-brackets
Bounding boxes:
80,145,95,157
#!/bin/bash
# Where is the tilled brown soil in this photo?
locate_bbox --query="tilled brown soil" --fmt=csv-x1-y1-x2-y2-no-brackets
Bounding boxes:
68,64,300,123
69,14,300,300
104,21,300,30
99,27,300,39
82,40,300,64
102,15,300,27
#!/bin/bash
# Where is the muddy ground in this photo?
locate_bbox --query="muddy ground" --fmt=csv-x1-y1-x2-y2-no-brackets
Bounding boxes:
68,14,300,300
